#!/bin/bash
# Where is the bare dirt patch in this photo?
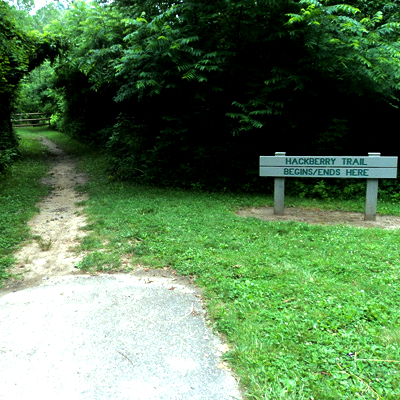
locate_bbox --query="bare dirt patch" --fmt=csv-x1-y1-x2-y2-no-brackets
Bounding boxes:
2,137,89,294
236,206,400,229
0,137,202,297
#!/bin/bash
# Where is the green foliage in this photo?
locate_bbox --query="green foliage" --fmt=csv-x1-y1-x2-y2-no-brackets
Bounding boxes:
0,1,64,173
31,0,400,192
30,1,66,33
15,60,56,113
0,147,20,173
0,1,31,172
286,0,400,98
0,2,33,96
105,114,149,181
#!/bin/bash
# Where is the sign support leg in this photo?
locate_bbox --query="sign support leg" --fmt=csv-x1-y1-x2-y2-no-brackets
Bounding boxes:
273,152,286,215
274,178,285,215
365,153,380,221
365,179,378,221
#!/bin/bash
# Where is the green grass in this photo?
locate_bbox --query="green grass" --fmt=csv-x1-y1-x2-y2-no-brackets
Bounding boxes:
5,128,400,399
0,128,52,282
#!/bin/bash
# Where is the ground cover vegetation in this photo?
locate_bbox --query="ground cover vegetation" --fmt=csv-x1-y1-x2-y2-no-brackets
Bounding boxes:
0,129,51,282
5,0,400,195
27,128,399,399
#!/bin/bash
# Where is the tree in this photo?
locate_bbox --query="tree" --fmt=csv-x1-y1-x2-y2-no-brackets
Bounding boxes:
44,0,400,190
31,1,66,32
286,1,400,98
0,0,66,172
0,1,35,172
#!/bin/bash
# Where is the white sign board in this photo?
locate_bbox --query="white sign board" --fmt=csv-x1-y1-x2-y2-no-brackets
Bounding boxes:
259,153,398,221
260,156,398,179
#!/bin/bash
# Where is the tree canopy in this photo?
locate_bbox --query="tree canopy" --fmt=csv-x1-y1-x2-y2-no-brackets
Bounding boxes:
0,1,35,171
6,0,400,190
0,0,67,172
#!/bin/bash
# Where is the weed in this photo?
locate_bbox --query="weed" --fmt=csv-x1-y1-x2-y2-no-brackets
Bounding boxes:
33,234,53,251
76,251,122,272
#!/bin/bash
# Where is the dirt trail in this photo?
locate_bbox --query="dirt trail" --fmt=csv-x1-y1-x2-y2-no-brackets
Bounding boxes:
3,136,89,293
3,136,400,295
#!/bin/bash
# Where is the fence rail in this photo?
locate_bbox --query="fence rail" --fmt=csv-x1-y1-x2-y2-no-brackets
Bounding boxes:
12,112,51,127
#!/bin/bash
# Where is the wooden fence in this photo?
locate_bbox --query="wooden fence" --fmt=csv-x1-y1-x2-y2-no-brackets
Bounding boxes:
12,112,51,128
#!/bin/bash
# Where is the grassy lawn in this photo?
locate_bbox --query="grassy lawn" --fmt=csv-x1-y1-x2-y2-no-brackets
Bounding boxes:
4,128,400,399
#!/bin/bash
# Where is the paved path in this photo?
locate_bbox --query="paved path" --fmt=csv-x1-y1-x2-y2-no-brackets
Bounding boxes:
0,273,242,400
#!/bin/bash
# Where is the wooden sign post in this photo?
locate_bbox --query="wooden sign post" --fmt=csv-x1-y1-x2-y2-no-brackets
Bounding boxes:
260,152,398,221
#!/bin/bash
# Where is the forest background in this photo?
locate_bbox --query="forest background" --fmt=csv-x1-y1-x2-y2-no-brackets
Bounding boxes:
2,0,400,197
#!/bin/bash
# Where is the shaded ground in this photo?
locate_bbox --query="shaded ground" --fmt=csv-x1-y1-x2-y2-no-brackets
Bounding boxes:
236,206,400,229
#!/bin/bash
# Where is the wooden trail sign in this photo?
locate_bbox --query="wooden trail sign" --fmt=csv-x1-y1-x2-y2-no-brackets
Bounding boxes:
260,152,398,221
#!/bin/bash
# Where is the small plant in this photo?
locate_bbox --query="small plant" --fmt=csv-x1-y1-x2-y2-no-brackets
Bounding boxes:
76,251,122,272
34,234,52,251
